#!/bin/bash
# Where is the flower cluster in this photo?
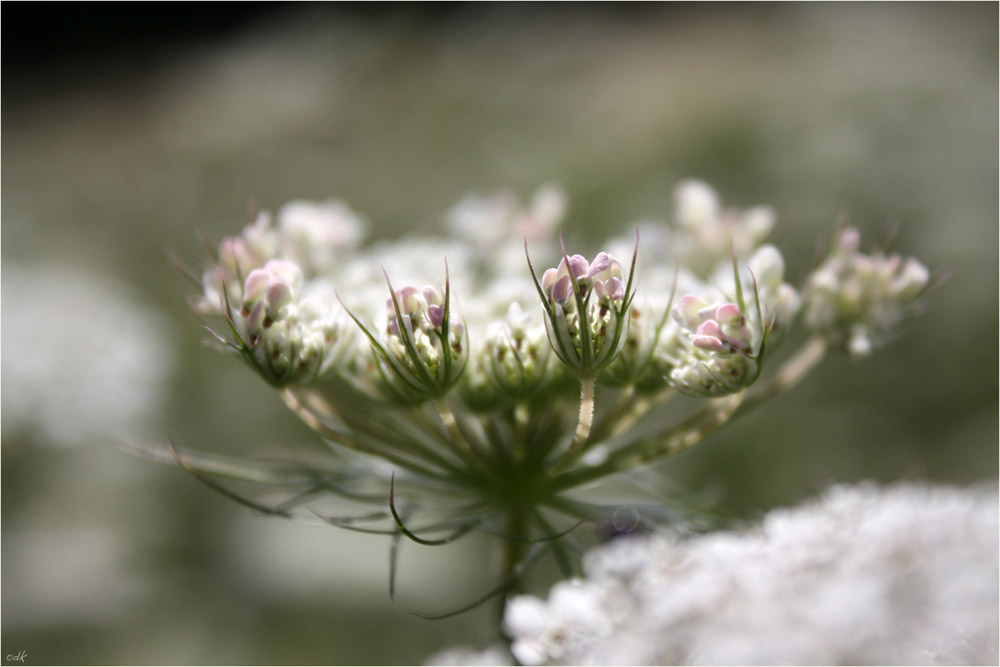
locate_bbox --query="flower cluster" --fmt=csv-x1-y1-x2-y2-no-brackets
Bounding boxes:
504,482,998,666
803,226,931,357
480,304,551,400
195,203,360,386
533,249,635,379
371,279,468,400
666,295,758,396
172,180,934,624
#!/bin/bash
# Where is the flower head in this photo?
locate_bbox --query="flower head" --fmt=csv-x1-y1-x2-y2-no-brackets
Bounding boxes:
803,226,932,357
530,242,637,379
663,295,761,396
351,271,469,402
481,303,552,400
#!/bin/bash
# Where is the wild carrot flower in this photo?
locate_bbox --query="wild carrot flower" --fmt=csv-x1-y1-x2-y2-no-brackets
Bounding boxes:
158,180,934,633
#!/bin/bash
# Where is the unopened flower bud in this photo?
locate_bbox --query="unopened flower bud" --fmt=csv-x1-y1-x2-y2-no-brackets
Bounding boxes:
353,271,468,401
483,303,552,398
530,245,637,379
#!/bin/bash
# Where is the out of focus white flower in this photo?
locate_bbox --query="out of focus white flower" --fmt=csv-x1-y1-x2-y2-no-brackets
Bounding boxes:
425,644,512,666
277,199,365,274
446,183,566,247
2,264,175,446
671,179,776,277
504,482,998,666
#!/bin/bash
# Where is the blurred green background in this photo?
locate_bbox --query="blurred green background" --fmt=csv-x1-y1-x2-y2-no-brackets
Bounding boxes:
2,3,997,664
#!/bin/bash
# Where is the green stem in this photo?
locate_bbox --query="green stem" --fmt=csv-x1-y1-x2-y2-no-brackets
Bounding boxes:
280,389,448,479
554,392,745,491
554,376,596,471
436,397,471,453
737,336,828,415
600,385,677,441
435,397,497,478
574,376,596,446
496,509,527,642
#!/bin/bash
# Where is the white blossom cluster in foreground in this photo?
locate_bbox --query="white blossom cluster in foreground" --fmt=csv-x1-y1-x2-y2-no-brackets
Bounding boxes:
503,482,998,666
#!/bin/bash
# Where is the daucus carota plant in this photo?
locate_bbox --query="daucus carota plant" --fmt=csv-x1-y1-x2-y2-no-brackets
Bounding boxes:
160,181,934,631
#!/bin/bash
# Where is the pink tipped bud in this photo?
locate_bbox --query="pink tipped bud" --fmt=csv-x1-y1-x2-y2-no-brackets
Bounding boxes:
697,304,718,324
427,304,445,328
552,275,574,303
542,268,559,291
587,252,613,276
263,260,303,292
422,285,443,306
265,280,293,319
567,254,590,279
394,285,427,315
604,277,625,301
594,277,624,302
696,320,724,339
715,303,743,325
586,252,622,282
675,295,709,328
243,269,271,304
692,334,725,351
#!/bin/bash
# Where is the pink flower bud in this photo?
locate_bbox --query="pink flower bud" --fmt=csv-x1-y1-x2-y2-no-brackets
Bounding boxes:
243,269,271,305
593,277,624,302
567,255,589,279
675,295,709,328
263,260,303,293
394,285,427,315
697,304,718,324
423,285,443,307
692,334,725,351
586,252,621,282
552,275,574,303
542,268,559,291
715,303,743,325
696,320,724,340
265,280,293,319
427,304,445,328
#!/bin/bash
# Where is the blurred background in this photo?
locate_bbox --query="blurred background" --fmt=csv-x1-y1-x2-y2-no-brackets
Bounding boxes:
2,3,996,664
